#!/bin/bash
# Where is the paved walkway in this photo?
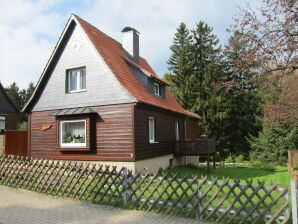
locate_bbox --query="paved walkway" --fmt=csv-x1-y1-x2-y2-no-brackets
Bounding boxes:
0,186,203,224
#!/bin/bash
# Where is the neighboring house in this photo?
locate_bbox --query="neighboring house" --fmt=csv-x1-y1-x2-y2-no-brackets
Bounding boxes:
0,82,18,132
22,14,201,173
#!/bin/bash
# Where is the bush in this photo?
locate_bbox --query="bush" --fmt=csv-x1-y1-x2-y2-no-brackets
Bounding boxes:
234,155,245,163
248,123,298,165
225,156,234,163
17,122,27,130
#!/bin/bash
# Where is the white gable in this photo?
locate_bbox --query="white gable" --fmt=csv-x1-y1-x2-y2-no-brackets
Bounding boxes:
31,20,136,112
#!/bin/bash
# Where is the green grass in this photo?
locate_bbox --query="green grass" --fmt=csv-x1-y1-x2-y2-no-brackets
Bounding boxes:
167,164,291,187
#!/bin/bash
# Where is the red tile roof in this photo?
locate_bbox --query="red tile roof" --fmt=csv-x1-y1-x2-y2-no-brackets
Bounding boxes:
75,15,201,119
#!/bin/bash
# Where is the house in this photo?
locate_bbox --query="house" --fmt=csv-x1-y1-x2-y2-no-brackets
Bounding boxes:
0,82,19,155
22,14,202,173
0,82,18,132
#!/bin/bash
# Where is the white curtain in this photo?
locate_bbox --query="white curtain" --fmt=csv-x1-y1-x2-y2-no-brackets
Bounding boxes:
80,70,86,89
0,116,5,130
63,121,85,137
69,71,77,91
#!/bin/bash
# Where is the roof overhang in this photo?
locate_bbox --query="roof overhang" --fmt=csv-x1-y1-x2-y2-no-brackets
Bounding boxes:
50,107,98,116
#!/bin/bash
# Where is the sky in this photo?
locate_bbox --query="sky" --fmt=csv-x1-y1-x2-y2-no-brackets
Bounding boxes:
0,0,261,89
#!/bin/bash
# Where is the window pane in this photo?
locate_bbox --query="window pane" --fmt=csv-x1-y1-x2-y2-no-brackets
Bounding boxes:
149,117,155,142
154,83,160,95
80,69,86,89
0,116,5,130
61,121,85,145
69,71,77,91
0,121,5,130
175,122,179,141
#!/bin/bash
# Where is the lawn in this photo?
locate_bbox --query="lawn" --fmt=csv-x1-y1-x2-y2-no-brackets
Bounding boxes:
167,164,291,187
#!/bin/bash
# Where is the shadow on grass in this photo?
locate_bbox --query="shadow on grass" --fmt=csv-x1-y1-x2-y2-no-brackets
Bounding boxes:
167,164,290,187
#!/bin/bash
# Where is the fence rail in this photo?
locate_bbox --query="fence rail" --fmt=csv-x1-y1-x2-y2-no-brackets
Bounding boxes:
0,155,290,224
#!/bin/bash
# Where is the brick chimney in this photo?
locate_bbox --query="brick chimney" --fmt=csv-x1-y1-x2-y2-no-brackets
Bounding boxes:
121,27,139,63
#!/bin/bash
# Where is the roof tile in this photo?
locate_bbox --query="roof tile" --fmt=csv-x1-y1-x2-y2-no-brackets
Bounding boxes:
75,15,201,119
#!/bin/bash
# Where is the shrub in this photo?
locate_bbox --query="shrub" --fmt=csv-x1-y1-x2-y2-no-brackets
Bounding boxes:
234,155,245,163
225,156,234,163
248,123,298,165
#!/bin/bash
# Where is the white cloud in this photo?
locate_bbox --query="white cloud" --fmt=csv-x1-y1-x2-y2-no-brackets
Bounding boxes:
0,0,65,89
0,0,261,89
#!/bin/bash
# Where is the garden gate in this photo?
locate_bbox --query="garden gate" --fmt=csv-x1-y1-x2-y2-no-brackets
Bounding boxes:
4,130,27,156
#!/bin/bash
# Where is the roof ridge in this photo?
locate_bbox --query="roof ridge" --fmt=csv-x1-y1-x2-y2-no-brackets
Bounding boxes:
74,15,150,63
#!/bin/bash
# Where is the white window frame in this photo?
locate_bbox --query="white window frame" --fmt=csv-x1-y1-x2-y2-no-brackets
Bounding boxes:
148,116,155,143
0,115,5,130
59,119,86,148
153,83,160,96
67,67,86,93
175,121,180,141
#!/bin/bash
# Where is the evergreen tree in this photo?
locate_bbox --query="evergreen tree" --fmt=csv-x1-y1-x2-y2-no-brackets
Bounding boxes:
166,23,196,110
6,82,22,111
216,31,263,156
6,82,35,126
190,22,230,147
166,22,262,157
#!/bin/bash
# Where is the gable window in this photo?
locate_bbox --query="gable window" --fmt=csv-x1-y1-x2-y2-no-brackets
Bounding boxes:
67,67,86,93
175,121,180,141
148,116,155,143
0,116,5,131
153,83,160,96
60,119,86,147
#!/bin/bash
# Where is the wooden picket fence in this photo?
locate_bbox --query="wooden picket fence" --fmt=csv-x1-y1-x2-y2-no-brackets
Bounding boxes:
0,155,290,224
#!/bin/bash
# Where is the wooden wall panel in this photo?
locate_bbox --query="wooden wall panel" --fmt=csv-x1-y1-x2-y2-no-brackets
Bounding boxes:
29,104,134,161
4,130,27,156
134,104,186,160
185,118,199,139
0,112,18,130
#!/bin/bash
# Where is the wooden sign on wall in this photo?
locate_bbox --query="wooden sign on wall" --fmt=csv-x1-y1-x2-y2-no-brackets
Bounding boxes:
42,124,52,131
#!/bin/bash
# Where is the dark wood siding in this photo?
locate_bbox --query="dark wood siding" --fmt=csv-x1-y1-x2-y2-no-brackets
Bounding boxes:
185,118,199,139
4,130,27,156
29,104,135,161
134,103,186,160
0,112,18,130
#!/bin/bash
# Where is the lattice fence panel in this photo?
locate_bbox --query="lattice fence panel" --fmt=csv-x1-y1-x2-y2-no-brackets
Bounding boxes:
0,155,290,224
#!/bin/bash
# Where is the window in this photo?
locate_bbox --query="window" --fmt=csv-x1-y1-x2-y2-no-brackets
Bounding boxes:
0,116,5,130
175,121,179,141
148,116,155,143
67,67,86,93
60,119,86,147
153,83,160,96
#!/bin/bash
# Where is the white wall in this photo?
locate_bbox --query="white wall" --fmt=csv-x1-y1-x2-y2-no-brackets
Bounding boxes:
33,22,135,112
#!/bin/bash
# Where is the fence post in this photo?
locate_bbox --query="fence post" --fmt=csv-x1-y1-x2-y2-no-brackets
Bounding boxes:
290,178,297,224
288,150,298,224
122,167,128,207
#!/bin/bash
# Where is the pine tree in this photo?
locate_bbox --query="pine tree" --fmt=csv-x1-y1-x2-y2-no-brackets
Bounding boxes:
220,31,263,156
166,23,196,110
6,82,35,126
190,22,229,144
